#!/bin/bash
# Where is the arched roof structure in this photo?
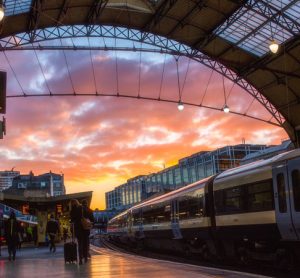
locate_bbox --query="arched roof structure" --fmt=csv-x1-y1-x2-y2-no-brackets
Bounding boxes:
0,0,300,145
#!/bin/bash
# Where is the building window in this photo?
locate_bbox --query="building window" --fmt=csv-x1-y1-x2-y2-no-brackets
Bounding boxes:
41,182,46,188
18,183,26,189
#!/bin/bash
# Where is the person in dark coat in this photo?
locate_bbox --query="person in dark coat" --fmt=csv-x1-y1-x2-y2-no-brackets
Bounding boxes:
5,211,20,261
81,199,94,259
70,199,86,265
46,214,59,253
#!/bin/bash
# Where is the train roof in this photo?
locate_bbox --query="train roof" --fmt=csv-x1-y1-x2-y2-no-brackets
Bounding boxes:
216,148,300,181
132,176,213,211
109,176,214,222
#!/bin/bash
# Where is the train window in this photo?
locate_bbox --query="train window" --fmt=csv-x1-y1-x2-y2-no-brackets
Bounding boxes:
276,173,287,213
142,203,170,224
214,190,225,214
291,170,300,212
224,186,245,213
178,194,204,219
247,180,273,212
132,210,141,226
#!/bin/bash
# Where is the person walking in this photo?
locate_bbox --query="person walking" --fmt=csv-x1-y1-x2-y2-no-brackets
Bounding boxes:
70,199,87,265
46,214,59,253
4,211,20,261
81,199,94,259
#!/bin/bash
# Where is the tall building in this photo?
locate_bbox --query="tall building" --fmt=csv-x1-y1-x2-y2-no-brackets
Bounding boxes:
105,143,267,211
4,171,66,197
0,170,20,191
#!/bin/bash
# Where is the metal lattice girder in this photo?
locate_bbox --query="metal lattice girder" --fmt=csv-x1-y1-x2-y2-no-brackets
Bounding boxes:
213,0,300,56
28,0,44,43
0,24,285,125
247,0,300,35
86,0,109,26
57,0,71,24
142,0,178,32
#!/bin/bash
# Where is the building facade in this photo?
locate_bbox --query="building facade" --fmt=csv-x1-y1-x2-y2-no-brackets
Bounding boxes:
105,144,267,211
5,171,66,197
0,170,20,191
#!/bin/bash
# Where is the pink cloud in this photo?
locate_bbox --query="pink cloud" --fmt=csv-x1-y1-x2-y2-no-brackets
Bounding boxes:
0,48,288,209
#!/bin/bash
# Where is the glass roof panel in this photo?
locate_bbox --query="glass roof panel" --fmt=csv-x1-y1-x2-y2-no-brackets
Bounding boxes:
4,0,32,16
215,0,300,57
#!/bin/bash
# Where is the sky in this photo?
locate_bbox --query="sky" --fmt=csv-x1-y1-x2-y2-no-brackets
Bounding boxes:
0,43,287,210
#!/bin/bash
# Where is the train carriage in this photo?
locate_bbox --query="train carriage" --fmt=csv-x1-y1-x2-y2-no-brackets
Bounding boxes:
107,149,300,267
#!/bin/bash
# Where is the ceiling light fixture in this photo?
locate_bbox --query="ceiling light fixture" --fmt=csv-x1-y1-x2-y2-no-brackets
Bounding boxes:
223,104,230,113
177,102,184,111
0,1,4,22
269,39,279,54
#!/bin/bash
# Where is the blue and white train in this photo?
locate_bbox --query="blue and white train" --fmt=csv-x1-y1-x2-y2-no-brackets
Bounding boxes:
107,149,300,267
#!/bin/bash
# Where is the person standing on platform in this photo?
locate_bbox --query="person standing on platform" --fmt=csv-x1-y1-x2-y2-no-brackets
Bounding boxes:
4,211,20,261
46,214,59,253
70,199,86,265
81,199,94,259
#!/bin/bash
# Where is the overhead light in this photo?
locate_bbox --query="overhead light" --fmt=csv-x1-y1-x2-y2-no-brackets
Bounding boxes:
223,104,230,113
177,102,184,111
269,39,279,54
0,1,4,22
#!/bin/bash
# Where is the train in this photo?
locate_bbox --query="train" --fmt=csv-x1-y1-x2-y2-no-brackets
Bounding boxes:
107,149,300,268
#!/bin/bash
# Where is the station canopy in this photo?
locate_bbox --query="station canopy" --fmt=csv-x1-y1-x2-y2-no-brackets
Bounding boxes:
0,0,300,144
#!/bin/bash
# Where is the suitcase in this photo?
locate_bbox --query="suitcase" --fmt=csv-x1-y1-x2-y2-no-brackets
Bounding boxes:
64,224,77,264
64,241,77,263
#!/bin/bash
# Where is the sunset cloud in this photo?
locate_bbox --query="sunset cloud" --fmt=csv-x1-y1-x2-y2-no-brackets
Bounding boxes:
0,47,287,209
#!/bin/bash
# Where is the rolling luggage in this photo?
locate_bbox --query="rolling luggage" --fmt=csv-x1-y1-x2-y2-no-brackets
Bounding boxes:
64,224,77,263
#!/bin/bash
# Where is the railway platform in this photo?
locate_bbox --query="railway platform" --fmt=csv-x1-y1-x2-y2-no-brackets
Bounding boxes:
0,243,268,278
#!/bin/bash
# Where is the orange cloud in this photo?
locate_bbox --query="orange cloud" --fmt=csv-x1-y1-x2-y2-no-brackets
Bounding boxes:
0,50,287,209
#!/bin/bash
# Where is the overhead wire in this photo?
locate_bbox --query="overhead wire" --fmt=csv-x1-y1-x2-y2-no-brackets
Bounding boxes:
137,41,142,98
32,44,52,94
200,68,214,106
87,36,98,94
60,38,76,94
175,56,182,101
158,53,167,100
114,37,119,95
1,51,26,96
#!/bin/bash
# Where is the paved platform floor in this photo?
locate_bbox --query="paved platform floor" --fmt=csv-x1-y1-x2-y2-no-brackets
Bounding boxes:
0,244,269,278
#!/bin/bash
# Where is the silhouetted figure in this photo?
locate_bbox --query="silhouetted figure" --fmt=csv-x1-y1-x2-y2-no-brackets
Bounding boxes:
18,225,25,249
5,211,20,261
46,215,59,253
63,226,68,243
33,225,38,246
82,199,94,259
70,199,86,265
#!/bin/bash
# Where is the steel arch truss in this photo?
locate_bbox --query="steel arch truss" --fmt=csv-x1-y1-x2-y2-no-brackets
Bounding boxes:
0,24,285,126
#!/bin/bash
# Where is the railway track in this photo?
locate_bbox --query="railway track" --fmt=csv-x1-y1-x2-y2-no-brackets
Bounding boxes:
92,235,299,278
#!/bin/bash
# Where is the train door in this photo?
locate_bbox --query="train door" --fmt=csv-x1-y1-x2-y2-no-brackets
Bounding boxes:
287,157,300,239
138,209,144,238
127,211,133,236
272,163,298,240
171,200,182,239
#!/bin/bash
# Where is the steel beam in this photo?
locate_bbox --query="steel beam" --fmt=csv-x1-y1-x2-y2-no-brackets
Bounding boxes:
0,24,285,125
57,0,71,25
28,0,44,43
142,0,178,33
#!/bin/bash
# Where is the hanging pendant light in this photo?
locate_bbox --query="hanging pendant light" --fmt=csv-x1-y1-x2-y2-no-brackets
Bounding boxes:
0,0,4,22
269,39,279,54
177,102,184,111
223,104,230,113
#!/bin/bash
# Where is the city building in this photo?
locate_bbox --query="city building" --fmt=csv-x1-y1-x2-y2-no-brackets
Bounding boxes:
105,143,267,211
4,171,66,197
0,170,20,191
241,140,294,164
